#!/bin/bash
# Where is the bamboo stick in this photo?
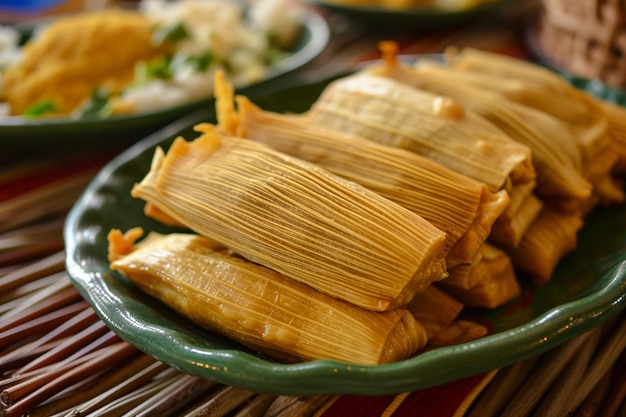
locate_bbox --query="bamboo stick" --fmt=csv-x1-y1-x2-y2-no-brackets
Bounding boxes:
2,342,140,417
0,250,65,294
182,385,256,417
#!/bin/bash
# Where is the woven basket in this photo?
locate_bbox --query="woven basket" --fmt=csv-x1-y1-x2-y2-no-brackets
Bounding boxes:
535,0,626,88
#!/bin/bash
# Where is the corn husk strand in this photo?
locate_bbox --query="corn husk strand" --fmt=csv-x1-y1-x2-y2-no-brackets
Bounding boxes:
507,206,584,285
305,72,535,195
132,128,447,312
108,229,428,365
222,93,509,266
438,243,521,309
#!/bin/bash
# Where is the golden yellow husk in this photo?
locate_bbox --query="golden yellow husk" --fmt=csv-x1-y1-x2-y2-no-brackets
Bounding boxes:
508,206,584,284
214,79,509,266
306,71,535,195
131,127,448,311
438,244,520,309
444,47,623,207
108,229,428,365
367,62,592,209
404,285,464,339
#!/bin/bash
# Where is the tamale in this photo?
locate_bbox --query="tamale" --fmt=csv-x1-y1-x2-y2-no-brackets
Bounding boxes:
108,229,428,365
131,127,448,311
305,71,535,195
368,60,592,207
508,206,584,285
404,285,464,339
445,47,623,207
302,70,535,246
438,244,520,309
216,84,509,266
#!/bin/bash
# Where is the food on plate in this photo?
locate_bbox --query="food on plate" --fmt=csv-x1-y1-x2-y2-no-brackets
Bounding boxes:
0,0,303,118
108,45,625,365
108,228,428,365
370,46,593,214
445,47,625,211
305,70,536,247
215,74,509,266
130,125,448,312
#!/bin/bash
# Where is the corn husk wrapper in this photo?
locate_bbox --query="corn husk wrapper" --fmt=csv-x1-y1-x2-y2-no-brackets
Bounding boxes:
404,285,464,339
108,229,428,365
445,47,623,207
218,89,509,266
438,244,520,309
306,72,535,195
508,206,584,285
368,61,592,208
131,128,447,312
303,71,536,246
489,191,543,248
601,101,626,173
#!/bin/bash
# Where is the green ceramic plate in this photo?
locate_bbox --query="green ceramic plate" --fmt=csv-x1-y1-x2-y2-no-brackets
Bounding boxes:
307,0,512,29
65,70,626,397
0,10,329,153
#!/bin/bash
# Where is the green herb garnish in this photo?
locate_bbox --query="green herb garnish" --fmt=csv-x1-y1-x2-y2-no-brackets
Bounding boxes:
152,22,190,45
23,100,57,118
78,88,112,120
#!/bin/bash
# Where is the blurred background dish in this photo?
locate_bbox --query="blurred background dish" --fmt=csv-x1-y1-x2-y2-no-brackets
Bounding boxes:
0,1,329,152
307,0,514,29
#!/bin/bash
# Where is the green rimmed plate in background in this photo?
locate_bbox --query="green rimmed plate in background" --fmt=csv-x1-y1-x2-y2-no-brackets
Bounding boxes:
1,9,329,153
64,65,626,397
307,0,513,29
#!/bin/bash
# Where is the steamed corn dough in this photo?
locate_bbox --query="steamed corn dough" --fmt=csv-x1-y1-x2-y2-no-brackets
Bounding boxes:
131,127,448,311
1,9,163,115
214,81,509,266
108,229,427,364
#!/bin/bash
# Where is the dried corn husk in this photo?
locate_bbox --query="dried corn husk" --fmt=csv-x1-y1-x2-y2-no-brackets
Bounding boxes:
438,244,520,309
108,229,428,365
444,47,623,207
306,71,535,195
369,62,592,207
600,101,626,173
131,127,447,311
218,87,509,266
507,206,584,285
404,285,464,339
489,191,543,248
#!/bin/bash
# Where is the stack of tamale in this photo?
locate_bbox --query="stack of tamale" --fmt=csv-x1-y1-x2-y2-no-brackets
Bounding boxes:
108,47,624,365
